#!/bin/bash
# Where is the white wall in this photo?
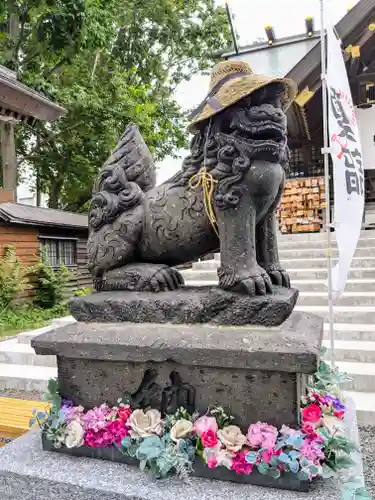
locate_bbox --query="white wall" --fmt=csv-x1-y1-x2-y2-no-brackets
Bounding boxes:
355,106,375,170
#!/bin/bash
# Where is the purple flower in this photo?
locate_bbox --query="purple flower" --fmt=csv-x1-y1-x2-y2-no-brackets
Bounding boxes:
324,394,345,411
60,403,85,425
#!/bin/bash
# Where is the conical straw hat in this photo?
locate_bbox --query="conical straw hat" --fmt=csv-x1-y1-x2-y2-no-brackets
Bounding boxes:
188,60,298,133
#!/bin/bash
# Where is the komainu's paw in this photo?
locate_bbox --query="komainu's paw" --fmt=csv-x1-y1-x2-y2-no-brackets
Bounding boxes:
266,267,291,288
143,266,185,292
218,265,273,296
95,264,185,292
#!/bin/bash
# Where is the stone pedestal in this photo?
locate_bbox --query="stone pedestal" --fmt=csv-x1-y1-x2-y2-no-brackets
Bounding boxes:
69,286,299,327
0,431,345,500
32,311,323,431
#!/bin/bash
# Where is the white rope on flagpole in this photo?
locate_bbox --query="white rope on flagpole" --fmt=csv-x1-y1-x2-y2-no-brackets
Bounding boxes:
320,0,336,367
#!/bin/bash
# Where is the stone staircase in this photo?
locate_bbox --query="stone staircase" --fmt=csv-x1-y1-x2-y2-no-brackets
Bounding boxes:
0,231,375,426
0,319,72,394
180,229,375,426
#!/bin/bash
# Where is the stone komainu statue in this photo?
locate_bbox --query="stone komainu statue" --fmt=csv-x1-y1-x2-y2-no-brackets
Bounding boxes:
87,61,298,297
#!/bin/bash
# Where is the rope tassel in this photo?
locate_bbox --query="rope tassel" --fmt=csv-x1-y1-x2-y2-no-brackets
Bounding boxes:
188,166,219,237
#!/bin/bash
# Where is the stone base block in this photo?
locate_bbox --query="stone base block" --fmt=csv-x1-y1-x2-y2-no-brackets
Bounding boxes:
0,431,344,500
68,286,299,327
32,312,323,430
42,434,309,492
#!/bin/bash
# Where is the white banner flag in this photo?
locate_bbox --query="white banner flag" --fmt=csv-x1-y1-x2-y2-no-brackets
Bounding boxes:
327,26,364,297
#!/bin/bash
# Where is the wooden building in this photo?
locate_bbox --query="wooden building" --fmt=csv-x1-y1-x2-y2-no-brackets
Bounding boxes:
0,202,91,293
0,65,65,200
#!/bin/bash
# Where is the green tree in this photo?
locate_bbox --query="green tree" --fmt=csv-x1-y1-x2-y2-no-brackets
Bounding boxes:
1,0,230,210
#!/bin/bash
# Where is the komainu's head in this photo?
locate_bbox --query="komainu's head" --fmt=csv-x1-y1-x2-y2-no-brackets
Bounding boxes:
178,81,293,191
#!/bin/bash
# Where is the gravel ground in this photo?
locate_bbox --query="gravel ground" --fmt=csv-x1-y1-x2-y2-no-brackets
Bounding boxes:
359,426,375,499
0,389,44,400
0,390,374,497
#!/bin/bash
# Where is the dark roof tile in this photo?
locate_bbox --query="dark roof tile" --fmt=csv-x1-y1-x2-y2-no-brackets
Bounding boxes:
0,203,88,230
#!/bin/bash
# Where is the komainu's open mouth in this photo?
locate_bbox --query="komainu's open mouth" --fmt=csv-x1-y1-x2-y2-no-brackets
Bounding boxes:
219,108,288,162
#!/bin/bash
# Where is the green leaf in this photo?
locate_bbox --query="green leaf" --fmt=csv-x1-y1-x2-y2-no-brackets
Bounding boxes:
317,427,331,442
335,455,355,469
137,436,164,460
139,459,147,471
297,469,310,481
268,467,281,479
322,464,337,479
121,437,132,450
257,462,269,475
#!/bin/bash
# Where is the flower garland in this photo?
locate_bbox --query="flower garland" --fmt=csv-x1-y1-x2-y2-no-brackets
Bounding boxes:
30,360,369,498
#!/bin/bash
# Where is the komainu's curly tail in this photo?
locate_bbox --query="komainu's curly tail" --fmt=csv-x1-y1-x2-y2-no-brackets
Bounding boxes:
87,124,155,276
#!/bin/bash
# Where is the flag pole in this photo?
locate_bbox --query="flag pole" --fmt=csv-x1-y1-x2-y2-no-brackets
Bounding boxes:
225,1,239,55
320,0,336,367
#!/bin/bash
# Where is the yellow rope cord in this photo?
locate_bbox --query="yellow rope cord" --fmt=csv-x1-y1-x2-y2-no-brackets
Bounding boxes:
188,166,219,237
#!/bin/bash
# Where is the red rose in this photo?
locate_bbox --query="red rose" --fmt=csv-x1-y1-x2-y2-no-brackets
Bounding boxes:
334,410,345,420
201,429,219,448
118,406,132,423
302,404,322,423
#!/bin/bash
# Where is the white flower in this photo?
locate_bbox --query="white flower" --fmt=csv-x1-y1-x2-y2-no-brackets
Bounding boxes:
64,421,84,448
216,449,234,470
170,419,193,443
217,425,247,452
127,409,163,438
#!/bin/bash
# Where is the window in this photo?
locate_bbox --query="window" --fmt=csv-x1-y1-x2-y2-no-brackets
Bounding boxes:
39,238,77,267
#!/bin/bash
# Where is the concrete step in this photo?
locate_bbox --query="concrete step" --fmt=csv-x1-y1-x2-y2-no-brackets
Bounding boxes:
181,267,375,282
0,339,56,367
337,361,375,392
324,340,375,363
298,292,375,307
277,237,375,249
194,257,375,271
343,391,375,426
323,323,375,342
0,363,57,392
277,229,375,242
295,305,375,324
292,279,375,292
17,316,76,345
183,278,375,293
215,247,375,260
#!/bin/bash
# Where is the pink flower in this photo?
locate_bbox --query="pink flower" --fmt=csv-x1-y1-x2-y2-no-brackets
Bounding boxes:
231,451,254,475
302,404,322,424
106,419,129,446
301,423,324,444
333,410,344,420
84,429,109,448
311,393,327,405
300,440,325,462
83,404,111,432
261,448,281,464
207,457,218,469
247,422,278,449
118,406,132,423
84,419,129,448
201,429,219,448
194,416,218,438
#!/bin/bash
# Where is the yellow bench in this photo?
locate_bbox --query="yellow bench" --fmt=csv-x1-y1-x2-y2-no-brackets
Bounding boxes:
0,397,50,447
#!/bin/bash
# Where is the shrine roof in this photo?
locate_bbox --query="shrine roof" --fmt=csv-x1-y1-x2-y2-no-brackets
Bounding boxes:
0,66,65,123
